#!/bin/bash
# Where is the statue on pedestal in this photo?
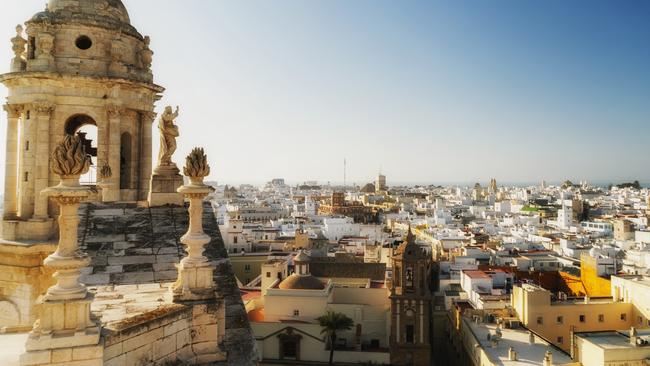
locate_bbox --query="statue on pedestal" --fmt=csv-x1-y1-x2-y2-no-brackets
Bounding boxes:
157,105,180,168
149,105,184,206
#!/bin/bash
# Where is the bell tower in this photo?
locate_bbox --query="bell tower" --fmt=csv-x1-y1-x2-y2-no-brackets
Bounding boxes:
389,228,433,365
1,0,164,241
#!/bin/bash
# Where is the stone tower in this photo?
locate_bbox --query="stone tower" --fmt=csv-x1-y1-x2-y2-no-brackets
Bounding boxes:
389,228,432,365
1,0,163,241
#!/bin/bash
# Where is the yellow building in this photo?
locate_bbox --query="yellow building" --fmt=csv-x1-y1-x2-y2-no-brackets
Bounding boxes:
611,275,650,328
574,328,650,366
511,284,633,352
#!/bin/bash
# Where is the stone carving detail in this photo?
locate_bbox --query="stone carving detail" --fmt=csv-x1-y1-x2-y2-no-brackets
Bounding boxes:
106,104,125,118
99,163,112,179
11,25,27,59
51,134,92,177
157,105,180,167
140,36,153,70
3,104,24,119
32,101,54,116
183,147,210,184
110,37,125,63
37,33,54,59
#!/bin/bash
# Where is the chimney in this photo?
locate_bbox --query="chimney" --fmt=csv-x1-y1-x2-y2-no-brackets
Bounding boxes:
508,347,518,361
584,295,590,304
529,331,535,345
543,350,553,366
630,327,638,346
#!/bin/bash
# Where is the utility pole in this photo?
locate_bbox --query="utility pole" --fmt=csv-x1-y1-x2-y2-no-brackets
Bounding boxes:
344,158,347,188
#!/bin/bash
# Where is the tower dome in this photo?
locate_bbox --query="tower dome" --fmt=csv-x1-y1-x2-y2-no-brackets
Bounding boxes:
47,0,131,24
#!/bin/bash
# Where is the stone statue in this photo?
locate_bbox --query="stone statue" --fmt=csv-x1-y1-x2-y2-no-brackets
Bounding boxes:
11,25,26,59
140,36,153,70
157,105,180,167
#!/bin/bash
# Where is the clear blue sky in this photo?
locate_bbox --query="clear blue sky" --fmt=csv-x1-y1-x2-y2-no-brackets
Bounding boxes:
1,0,649,186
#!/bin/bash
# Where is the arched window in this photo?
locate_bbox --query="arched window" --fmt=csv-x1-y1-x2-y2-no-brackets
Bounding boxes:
120,132,132,189
64,115,98,185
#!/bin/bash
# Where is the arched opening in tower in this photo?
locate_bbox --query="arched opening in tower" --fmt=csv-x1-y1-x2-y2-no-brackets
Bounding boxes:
64,114,98,185
120,132,132,189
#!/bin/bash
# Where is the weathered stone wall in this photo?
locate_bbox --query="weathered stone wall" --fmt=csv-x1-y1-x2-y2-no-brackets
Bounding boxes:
78,202,256,365
0,245,55,331
102,301,226,366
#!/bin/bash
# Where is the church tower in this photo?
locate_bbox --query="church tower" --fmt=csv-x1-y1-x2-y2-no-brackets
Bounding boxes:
389,228,433,365
1,0,163,241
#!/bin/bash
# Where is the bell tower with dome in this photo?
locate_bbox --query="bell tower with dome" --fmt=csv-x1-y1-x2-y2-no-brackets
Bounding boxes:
1,0,163,241
389,228,433,365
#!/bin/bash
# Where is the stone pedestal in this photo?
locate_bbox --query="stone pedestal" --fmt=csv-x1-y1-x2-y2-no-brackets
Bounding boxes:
20,176,102,366
172,183,214,301
98,182,118,203
148,164,184,206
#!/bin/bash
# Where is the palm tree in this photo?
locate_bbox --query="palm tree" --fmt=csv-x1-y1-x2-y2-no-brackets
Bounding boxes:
317,310,354,366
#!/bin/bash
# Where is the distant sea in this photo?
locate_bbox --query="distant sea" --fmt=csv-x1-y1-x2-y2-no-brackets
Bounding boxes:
216,180,650,189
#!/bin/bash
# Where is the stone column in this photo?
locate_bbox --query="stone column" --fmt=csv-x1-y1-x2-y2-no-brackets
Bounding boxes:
18,106,35,219
21,135,101,365
172,148,215,301
32,101,54,220
106,105,124,202
3,104,22,219
139,111,155,201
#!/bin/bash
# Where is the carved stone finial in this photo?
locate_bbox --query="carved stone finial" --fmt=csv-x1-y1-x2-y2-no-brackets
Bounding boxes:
183,147,210,184
140,35,153,70
12,25,26,56
51,134,92,178
99,163,112,179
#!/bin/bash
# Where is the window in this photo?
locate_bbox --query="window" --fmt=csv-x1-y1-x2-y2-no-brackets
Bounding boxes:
234,236,238,244
75,35,92,50
26,110,30,119
598,314,604,322
537,316,543,325
406,325,415,343
620,314,627,321
557,336,563,344
638,316,643,325
281,341,297,359
293,310,299,316
244,264,251,272
579,315,585,323
25,141,29,151
24,172,28,182
28,37,36,59
556,316,563,324
266,272,271,278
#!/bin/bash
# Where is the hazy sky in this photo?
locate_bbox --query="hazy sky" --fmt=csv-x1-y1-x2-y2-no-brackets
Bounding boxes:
1,0,649,186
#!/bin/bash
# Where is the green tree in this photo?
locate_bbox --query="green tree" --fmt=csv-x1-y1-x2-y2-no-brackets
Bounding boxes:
317,310,354,366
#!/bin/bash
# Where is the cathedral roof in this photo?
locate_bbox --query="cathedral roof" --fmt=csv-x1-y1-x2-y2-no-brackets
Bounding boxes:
278,274,325,290
47,0,131,24
30,0,140,38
